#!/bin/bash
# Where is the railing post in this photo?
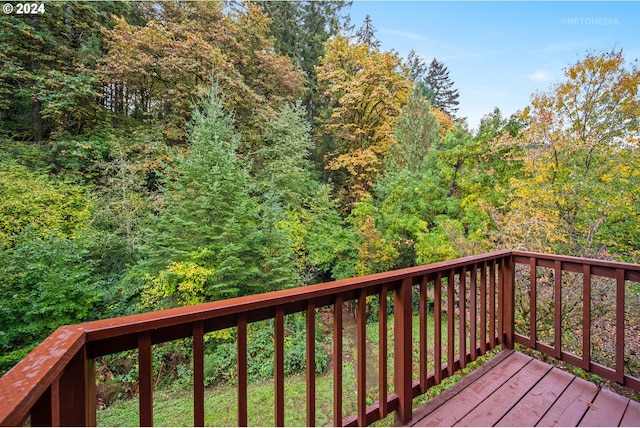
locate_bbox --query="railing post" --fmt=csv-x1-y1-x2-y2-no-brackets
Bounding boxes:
31,346,95,427
60,346,95,426
30,380,56,427
502,255,516,350
394,278,413,425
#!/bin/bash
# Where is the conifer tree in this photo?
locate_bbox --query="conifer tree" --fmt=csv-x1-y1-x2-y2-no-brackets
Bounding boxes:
406,50,427,82
260,0,351,126
143,86,298,304
425,58,460,118
355,14,381,50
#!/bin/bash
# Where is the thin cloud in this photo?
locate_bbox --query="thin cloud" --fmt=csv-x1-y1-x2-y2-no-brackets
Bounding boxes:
471,86,509,99
528,70,553,82
380,29,428,42
532,41,593,55
384,31,483,62
441,52,483,61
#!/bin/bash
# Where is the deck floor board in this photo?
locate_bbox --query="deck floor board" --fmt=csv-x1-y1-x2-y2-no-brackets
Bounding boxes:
411,352,530,426
406,351,639,427
495,366,574,427
455,359,550,427
535,376,598,427
579,388,630,427
620,399,640,427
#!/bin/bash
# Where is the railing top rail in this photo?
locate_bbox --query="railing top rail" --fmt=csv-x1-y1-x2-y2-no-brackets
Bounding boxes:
0,326,85,427
3,249,640,426
513,251,640,282
0,250,511,427
80,250,512,342
513,250,640,271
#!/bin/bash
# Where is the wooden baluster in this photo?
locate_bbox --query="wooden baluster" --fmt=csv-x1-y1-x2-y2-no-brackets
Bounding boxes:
333,296,343,427
503,255,516,350
31,377,59,427
434,272,442,385
489,261,496,349
447,270,455,377
480,261,487,355
238,315,248,427
582,264,592,371
357,289,367,426
419,276,428,393
138,332,153,427
498,258,504,346
378,284,388,419
193,322,204,427
616,269,625,384
51,377,60,427
554,261,562,358
306,302,316,427
275,308,285,426
459,266,467,369
530,257,537,348
470,264,477,361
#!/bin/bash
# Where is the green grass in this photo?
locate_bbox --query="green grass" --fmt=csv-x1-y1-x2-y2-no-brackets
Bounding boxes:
98,367,359,426
98,311,501,426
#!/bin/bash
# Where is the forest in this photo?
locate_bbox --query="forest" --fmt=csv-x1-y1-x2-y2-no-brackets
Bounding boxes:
1,0,640,407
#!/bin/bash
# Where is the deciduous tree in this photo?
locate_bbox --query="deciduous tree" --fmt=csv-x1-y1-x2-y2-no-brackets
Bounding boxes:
0,2,128,141
317,36,411,207
496,50,640,259
100,1,304,146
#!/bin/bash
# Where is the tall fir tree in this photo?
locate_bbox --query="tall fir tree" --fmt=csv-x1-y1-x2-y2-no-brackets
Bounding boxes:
0,2,129,141
425,58,460,118
259,1,351,116
355,14,380,50
406,49,427,82
142,86,298,305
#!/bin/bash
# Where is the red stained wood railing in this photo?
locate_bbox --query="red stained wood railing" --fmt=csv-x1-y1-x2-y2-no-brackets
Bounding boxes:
512,251,640,393
1,250,638,427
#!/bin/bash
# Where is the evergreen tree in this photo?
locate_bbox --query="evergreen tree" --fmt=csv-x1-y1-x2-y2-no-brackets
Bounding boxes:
260,0,351,130
142,86,298,305
355,14,381,49
0,2,129,141
406,49,427,82
425,58,460,118
256,101,354,284
257,101,317,209
389,87,440,172
260,2,302,66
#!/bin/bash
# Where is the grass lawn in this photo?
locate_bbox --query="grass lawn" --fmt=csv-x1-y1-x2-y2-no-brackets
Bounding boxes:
98,312,500,426
98,365,360,426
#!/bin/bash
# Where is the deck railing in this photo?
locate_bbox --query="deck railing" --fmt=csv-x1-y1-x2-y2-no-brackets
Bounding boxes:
0,250,638,427
511,251,640,392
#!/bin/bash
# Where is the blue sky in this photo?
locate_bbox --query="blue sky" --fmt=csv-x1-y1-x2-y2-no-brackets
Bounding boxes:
348,1,640,131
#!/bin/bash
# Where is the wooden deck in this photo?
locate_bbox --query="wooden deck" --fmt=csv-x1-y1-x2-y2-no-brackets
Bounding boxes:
407,350,640,427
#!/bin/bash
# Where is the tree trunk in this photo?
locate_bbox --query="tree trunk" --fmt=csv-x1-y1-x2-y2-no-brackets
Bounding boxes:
30,15,43,143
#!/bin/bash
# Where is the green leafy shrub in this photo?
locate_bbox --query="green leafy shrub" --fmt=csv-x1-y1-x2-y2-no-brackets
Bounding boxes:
203,317,329,386
0,230,102,374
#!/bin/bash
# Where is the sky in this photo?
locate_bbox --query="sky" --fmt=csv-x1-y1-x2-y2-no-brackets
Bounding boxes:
348,1,640,131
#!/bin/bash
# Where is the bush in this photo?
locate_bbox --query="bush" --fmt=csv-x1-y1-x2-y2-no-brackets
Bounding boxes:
203,316,329,386
0,230,102,375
